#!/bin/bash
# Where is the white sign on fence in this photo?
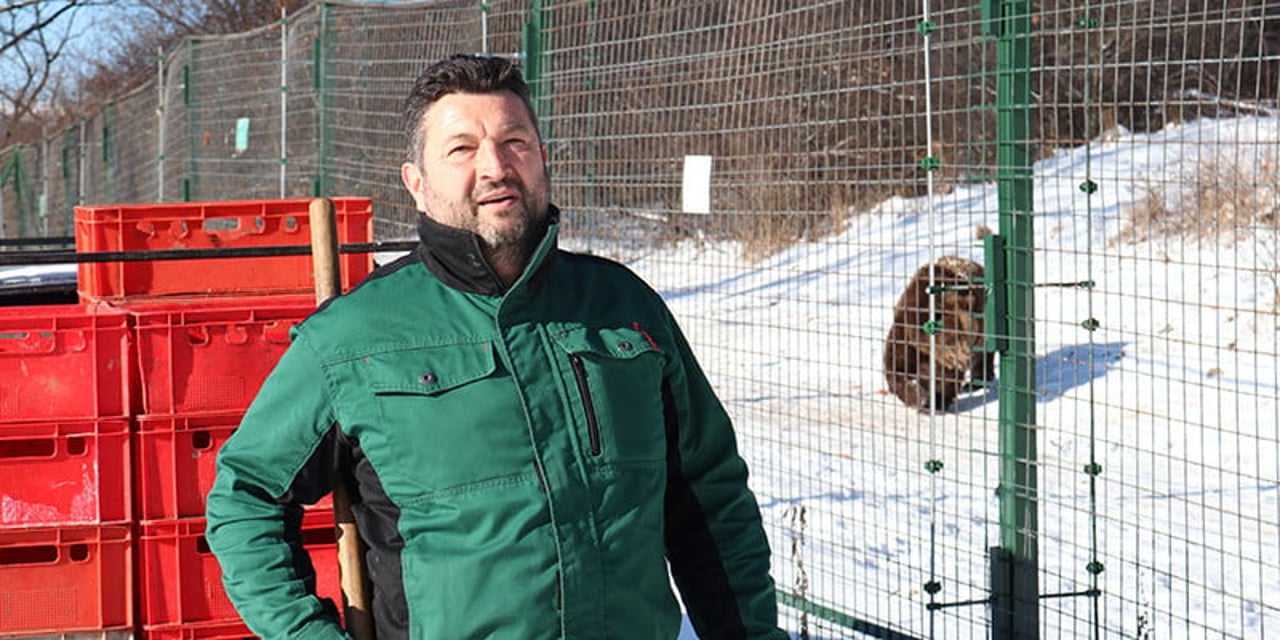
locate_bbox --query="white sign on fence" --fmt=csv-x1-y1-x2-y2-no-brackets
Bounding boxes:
682,154,712,215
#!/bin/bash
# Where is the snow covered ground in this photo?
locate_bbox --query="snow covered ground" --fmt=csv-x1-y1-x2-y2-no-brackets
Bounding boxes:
603,116,1280,638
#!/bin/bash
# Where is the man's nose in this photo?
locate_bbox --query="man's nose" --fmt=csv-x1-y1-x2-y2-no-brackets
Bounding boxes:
475,140,510,179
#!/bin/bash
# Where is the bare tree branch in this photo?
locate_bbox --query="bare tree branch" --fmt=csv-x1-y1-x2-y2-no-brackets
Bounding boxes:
2,0,307,143
0,0,84,59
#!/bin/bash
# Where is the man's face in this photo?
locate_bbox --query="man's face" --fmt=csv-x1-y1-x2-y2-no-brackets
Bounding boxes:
401,91,550,250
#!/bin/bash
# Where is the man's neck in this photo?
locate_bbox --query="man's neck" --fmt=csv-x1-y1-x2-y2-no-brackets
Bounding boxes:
483,244,534,287
414,210,558,296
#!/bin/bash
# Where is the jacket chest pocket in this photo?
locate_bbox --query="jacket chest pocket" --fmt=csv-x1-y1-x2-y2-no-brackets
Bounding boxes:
360,342,533,500
551,325,668,464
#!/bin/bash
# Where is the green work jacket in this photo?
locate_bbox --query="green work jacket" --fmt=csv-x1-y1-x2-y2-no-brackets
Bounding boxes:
205,212,785,639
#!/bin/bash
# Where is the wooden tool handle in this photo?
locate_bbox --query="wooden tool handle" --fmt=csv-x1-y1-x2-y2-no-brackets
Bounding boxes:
309,197,376,640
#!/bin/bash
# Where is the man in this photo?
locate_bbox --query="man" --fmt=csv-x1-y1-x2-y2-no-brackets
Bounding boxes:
205,54,786,640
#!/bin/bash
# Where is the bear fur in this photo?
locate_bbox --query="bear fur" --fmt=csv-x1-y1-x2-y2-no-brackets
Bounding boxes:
883,256,995,412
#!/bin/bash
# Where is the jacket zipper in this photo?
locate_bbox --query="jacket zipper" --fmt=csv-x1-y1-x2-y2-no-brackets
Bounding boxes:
567,353,602,456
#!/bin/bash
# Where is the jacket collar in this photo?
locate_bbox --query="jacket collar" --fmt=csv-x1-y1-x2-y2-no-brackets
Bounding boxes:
414,205,560,297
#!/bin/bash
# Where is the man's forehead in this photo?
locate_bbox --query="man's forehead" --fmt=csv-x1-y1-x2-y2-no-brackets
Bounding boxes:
421,92,536,138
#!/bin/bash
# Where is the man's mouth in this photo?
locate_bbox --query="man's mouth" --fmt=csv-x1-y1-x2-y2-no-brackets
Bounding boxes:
477,192,518,207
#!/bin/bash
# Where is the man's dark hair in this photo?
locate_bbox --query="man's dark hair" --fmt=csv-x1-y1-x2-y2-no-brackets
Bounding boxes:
402,54,538,164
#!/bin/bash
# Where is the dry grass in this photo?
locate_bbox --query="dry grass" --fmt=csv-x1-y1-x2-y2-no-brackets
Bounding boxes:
738,211,848,264
1119,149,1280,245
1116,148,1280,311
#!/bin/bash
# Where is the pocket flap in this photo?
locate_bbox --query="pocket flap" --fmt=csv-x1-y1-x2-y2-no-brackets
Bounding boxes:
367,342,496,395
550,325,660,360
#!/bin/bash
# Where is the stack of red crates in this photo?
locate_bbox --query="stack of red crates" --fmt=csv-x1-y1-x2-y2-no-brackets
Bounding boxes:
0,302,135,638
0,198,372,639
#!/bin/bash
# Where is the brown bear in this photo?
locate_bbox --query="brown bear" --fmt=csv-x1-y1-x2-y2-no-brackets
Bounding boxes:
883,256,995,412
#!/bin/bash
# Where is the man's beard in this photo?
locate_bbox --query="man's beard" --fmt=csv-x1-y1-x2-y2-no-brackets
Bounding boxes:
470,179,549,266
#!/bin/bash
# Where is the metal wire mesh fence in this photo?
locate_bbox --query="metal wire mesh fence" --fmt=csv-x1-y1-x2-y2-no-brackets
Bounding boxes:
2,1,1278,638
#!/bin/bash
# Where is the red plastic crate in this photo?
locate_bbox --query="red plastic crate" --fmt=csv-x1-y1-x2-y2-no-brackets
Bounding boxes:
138,512,340,629
125,295,316,414
135,412,331,521
0,524,133,636
140,619,254,639
75,197,373,301
0,303,132,421
0,419,130,527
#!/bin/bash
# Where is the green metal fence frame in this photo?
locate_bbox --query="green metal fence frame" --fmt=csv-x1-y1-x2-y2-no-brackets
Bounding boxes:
0,3,1123,638
518,1,1045,637
988,1,1039,638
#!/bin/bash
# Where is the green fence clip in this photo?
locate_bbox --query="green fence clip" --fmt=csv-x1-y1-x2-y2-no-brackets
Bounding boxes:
924,580,942,595
925,459,944,473
1086,561,1105,575
916,21,937,36
480,2,491,12
1076,16,1099,29
1083,462,1102,476
1081,318,1100,331
922,320,941,335
1079,179,1098,194
919,156,941,171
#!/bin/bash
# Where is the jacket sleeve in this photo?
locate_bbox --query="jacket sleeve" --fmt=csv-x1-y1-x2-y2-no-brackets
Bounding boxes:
204,331,353,640
659,307,788,640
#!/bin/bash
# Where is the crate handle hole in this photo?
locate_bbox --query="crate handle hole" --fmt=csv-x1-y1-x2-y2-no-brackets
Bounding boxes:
191,430,213,450
0,438,56,459
65,329,88,352
0,544,58,566
263,321,294,344
0,331,57,355
301,524,336,546
187,326,211,346
68,543,90,563
225,325,250,345
202,217,240,234
197,535,212,554
284,215,299,232
66,436,88,456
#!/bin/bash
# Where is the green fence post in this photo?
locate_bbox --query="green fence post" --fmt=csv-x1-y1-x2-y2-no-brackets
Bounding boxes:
582,0,598,251
1,152,23,238
522,0,551,138
313,2,332,198
62,129,76,230
183,39,198,202
989,1,1038,638
103,103,116,204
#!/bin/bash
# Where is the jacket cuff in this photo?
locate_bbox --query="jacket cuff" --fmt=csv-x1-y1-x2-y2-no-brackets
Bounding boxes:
290,618,356,640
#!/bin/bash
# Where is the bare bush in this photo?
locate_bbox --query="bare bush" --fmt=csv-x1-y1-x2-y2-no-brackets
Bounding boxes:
1120,148,1280,243
1036,1,1280,144
1116,147,1280,310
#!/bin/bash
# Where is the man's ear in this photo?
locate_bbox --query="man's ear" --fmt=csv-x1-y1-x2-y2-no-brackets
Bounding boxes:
401,162,426,211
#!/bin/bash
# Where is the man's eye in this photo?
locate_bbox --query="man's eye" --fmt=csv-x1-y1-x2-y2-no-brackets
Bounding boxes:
448,146,474,156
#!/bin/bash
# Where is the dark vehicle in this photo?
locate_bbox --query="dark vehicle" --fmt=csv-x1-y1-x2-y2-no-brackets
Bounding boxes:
0,263,78,305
